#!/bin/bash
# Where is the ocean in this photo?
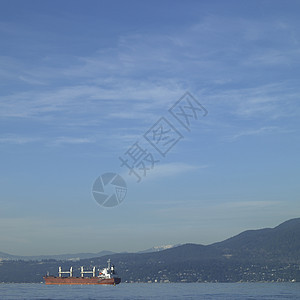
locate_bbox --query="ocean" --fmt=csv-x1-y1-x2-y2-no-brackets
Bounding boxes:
0,283,299,300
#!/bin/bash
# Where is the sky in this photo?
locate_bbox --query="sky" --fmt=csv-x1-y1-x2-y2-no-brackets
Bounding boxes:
0,0,300,256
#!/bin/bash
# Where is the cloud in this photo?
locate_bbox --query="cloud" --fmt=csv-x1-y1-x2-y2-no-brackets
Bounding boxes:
122,162,208,183
0,134,97,147
50,136,96,146
0,135,40,144
0,80,185,121
18,75,46,85
218,201,283,209
205,82,300,122
1,14,299,142
150,162,207,177
225,126,283,141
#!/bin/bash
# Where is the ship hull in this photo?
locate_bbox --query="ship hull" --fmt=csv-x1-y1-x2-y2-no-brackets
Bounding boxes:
44,276,121,285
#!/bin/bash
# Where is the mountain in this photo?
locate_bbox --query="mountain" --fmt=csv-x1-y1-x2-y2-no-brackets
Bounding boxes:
77,218,300,282
211,218,300,262
0,250,115,261
90,218,300,265
0,245,179,261
138,244,181,253
1,218,300,283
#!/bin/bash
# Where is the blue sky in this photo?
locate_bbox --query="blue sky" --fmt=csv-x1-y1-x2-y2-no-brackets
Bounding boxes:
0,0,299,255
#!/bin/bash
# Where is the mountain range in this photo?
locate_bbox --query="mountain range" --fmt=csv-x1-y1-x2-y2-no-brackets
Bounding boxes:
0,250,115,261
0,218,300,283
0,245,180,261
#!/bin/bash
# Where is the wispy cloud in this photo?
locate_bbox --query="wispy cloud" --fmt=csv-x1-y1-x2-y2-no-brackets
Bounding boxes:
0,80,185,121
0,134,97,147
0,135,40,144
1,14,299,143
18,75,46,85
123,162,208,183
225,126,290,141
151,162,208,177
50,136,96,146
218,201,283,209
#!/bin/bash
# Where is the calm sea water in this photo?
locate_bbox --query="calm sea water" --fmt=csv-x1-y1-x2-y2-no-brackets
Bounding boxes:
0,283,299,300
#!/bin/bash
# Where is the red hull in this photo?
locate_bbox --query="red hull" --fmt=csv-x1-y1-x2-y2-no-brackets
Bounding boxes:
44,276,121,285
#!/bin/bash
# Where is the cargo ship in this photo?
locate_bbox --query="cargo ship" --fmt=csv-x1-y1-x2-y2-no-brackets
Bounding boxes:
44,259,121,285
